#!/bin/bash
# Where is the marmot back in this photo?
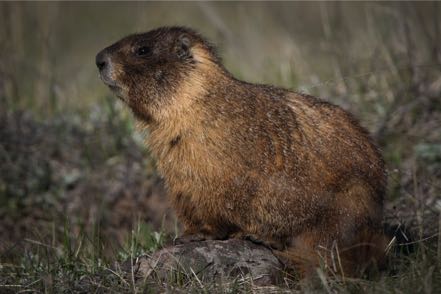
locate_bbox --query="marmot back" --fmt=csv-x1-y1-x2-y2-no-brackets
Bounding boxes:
96,26,388,277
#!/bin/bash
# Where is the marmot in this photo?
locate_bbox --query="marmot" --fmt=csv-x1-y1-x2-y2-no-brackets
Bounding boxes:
96,26,389,277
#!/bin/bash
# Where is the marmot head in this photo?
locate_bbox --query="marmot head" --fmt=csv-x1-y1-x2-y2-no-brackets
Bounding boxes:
96,26,222,122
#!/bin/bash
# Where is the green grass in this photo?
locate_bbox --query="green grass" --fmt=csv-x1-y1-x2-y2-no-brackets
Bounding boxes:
1,222,440,293
0,221,163,293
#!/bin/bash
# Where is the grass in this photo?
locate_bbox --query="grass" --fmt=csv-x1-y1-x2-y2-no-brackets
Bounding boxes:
0,223,439,293
1,2,441,293
0,221,163,293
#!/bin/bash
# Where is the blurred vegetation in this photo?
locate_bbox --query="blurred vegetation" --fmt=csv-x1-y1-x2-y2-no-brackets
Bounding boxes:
0,1,440,293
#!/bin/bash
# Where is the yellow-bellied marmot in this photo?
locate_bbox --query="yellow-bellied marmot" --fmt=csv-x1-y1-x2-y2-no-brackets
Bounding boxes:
96,26,388,277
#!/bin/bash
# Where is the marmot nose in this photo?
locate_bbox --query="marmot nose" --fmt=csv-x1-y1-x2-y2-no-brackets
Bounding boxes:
95,51,108,71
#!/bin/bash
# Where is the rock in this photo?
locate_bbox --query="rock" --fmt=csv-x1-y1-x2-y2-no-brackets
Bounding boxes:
130,239,285,286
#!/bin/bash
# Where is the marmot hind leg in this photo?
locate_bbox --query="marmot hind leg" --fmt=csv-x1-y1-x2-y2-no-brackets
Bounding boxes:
275,227,389,278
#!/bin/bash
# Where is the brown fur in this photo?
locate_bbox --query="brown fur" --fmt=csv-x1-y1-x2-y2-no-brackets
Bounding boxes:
96,26,388,278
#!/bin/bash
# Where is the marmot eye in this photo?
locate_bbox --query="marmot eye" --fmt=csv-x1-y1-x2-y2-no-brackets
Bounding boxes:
136,46,151,57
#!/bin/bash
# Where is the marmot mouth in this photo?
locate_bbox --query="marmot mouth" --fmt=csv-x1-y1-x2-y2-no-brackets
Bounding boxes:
99,74,126,101
99,73,118,87
108,84,120,91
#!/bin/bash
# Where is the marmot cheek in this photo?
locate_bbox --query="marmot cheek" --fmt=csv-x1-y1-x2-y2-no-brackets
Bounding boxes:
154,70,164,82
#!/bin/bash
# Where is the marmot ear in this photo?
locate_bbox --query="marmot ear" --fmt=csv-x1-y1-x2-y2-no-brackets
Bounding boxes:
175,34,192,59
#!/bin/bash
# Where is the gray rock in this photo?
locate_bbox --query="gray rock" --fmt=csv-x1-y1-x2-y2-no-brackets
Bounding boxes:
132,239,285,286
